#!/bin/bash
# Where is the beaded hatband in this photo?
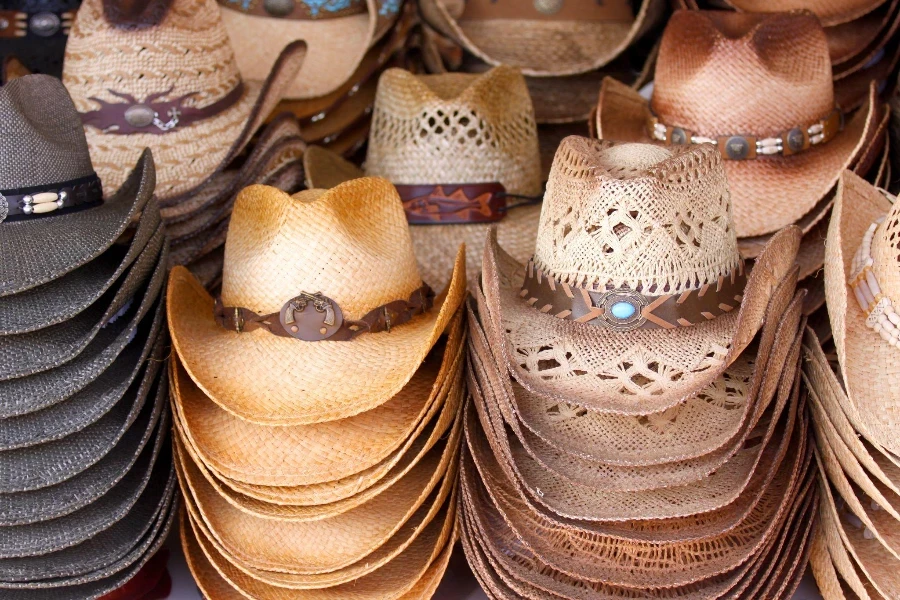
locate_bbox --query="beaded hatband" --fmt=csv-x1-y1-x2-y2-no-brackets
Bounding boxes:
849,215,900,348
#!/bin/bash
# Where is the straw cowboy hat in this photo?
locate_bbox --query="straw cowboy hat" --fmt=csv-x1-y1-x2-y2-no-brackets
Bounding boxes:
304,66,542,292
62,0,308,200
826,170,900,457
595,10,881,240
722,0,888,27
482,136,799,417
168,177,466,427
0,1,78,78
217,0,403,101
417,0,667,77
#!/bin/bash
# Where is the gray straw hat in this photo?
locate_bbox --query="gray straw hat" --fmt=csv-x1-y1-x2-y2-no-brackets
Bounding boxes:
0,75,155,298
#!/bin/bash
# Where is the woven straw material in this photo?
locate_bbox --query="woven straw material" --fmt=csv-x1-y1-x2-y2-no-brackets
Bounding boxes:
418,0,666,77
168,178,466,426
594,11,886,239
484,138,800,415
832,0,900,79
724,0,888,27
826,170,900,456
62,0,307,200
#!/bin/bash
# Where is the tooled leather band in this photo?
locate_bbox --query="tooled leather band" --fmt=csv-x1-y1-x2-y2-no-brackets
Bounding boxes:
214,283,435,342
80,82,245,135
397,183,510,225
460,0,633,22
646,107,844,160
218,0,366,20
0,173,103,223
520,259,747,331
0,9,74,39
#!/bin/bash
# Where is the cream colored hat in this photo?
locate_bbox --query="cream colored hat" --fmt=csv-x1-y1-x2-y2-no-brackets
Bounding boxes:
62,0,307,199
167,177,466,426
305,65,542,291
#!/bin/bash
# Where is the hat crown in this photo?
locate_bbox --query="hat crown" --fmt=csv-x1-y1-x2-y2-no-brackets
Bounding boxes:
651,10,834,137
871,194,900,302
63,0,242,114
534,137,740,294
0,75,94,191
364,66,542,196
221,178,424,320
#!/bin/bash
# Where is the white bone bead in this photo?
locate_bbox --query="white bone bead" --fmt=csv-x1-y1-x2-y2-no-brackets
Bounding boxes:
808,124,824,134
31,202,58,214
854,286,869,311
30,192,58,205
811,133,825,144
867,270,881,296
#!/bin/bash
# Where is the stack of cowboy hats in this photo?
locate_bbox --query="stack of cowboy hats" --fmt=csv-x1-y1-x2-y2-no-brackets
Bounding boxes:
414,0,668,176
0,1,79,81
462,136,815,599
218,0,416,158
61,0,310,288
166,176,469,599
804,170,900,599
673,0,900,112
0,75,176,598
306,65,544,292
595,9,890,319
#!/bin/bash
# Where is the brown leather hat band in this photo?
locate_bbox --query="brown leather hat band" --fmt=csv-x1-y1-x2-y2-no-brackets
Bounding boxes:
645,107,843,160
396,183,512,225
0,9,75,39
0,173,103,223
459,0,633,22
520,260,747,331
218,0,366,20
214,283,435,341
80,82,245,135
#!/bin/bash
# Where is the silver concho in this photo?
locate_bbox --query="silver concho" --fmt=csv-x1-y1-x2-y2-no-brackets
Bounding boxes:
279,292,344,341
0,193,7,224
29,12,61,37
534,0,564,15
265,0,296,16
596,289,648,332
124,105,156,128
786,128,805,153
724,136,751,160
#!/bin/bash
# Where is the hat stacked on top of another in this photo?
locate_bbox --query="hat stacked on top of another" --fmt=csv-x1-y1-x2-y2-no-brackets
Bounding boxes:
0,75,176,599
462,136,814,599
804,170,900,598
305,66,542,292
596,10,889,316
0,1,79,80
166,177,469,599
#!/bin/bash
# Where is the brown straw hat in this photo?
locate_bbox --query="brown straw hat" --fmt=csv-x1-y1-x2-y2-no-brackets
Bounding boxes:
62,0,308,200
417,0,667,77
304,66,542,291
483,136,799,416
168,177,466,426
594,10,882,239
723,0,888,26
826,170,900,457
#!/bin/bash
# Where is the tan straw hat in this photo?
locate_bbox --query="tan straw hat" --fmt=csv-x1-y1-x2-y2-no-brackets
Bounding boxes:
483,136,799,416
304,65,542,291
168,177,466,426
417,0,667,77
62,0,308,200
594,10,882,239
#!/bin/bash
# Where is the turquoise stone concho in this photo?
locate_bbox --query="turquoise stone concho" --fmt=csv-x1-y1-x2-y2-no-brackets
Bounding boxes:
596,289,648,331
303,0,356,15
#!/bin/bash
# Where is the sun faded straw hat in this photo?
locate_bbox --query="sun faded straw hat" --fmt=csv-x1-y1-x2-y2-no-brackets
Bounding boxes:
595,10,881,239
483,136,799,416
305,66,542,291
168,177,466,426
62,0,307,199
417,0,667,77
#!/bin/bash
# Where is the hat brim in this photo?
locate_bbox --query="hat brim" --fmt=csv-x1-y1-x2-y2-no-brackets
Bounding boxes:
0,149,155,298
168,245,466,426
832,0,900,76
596,78,884,238
483,225,800,416
826,170,900,456
725,0,888,27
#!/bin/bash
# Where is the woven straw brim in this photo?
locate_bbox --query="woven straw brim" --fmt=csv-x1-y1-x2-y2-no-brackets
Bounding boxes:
0,202,161,336
836,41,900,114
833,0,900,78
725,0,888,27
87,43,307,200
168,244,466,426
827,6,889,64
419,0,666,77
169,315,461,487
596,78,883,238
483,224,800,416
0,150,154,298
826,170,900,456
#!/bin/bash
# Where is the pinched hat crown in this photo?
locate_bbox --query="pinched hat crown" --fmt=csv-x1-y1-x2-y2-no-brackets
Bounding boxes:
364,66,542,196
651,10,834,138
534,137,741,294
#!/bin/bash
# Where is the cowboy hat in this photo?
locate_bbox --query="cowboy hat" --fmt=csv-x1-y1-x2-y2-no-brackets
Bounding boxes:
594,10,883,239
62,0,308,200
722,0,888,26
0,1,78,79
304,66,543,291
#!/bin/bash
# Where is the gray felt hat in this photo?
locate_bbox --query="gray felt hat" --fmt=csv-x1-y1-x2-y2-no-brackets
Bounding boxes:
0,75,154,298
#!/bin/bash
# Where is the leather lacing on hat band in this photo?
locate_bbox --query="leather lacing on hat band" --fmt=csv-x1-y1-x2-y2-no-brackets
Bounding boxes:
850,215,900,348
214,283,435,341
646,106,844,160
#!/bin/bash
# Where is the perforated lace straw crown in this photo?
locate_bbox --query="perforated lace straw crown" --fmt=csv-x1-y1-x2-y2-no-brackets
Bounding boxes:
483,136,801,415
167,177,467,426
303,65,542,291
594,9,882,240
62,0,307,200
826,170,900,456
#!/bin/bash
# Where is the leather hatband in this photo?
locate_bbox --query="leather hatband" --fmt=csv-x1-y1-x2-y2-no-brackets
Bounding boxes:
0,173,103,223
396,183,510,225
